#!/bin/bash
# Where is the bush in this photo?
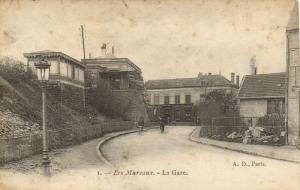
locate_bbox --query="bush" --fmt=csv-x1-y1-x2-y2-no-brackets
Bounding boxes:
0,57,35,82
193,90,238,125
87,79,131,120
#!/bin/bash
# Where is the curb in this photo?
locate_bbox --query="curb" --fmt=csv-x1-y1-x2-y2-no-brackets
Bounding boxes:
188,127,300,164
96,126,159,167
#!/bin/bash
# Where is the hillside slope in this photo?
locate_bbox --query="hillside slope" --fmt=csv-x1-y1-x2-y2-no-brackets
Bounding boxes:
0,57,103,138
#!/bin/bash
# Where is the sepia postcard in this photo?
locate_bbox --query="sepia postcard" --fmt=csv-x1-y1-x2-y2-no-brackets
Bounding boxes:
0,0,300,189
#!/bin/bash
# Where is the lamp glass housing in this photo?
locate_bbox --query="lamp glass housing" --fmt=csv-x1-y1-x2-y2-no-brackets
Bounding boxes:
34,59,51,81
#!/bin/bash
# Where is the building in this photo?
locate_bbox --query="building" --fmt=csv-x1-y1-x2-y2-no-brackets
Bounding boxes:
24,50,85,88
24,50,86,112
237,73,286,120
145,73,239,122
286,2,300,145
84,44,149,123
84,44,144,90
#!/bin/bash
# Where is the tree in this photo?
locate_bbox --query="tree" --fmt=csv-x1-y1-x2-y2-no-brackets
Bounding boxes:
193,90,237,125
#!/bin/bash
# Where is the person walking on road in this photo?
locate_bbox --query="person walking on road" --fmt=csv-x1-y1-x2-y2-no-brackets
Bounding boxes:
159,116,165,133
138,116,144,135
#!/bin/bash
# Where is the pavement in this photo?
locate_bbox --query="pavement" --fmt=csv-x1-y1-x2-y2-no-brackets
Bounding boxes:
190,126,300,163
100,125,300,190
1,125,299,190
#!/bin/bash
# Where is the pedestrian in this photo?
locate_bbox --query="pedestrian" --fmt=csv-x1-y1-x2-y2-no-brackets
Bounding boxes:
159,116,165,133
138,116,144,135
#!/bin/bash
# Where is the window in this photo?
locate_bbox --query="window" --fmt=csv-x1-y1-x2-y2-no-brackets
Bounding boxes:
49,60,58,74
175,95,180,104
200,94,206,102
267,99,285,115
154,95,159,105
185,95,191,104
164,96,170,104
185,109,192,121
60,61,68,76
153,108,157,116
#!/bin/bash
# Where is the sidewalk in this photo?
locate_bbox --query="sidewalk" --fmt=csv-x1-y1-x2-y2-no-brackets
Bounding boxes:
190,126,300,163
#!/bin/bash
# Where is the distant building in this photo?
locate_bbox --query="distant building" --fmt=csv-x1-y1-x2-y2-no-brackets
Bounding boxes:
145,73,239,122
24,50,85,88
84,44,144,90
286,2,300,144
237,73,286,121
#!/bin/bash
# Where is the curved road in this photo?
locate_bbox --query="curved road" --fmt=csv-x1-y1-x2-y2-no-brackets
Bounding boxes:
102,126,300,190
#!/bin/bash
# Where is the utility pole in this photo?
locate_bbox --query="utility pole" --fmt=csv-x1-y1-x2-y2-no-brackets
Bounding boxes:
81,25,87,112
81,25,86,60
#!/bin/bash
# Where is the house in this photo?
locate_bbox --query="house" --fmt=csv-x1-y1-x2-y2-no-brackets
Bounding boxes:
286,2,300,145
24,50,85,88
237,73,286,125
145,73,239,122
84,44,144,90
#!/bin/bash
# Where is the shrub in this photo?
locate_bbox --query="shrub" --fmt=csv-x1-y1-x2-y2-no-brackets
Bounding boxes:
87,79,131,120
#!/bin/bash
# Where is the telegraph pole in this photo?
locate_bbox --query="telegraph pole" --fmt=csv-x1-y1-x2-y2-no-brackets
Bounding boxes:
81,25,86,60
81,25,87,112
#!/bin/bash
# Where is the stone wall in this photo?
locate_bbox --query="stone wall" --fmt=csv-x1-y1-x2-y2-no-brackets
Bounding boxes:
239,99,267,118
287,29,300,144
113,90,150,125
47,82,85,114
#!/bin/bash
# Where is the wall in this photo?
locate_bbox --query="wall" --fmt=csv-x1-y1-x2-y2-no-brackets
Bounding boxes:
113,90,150,124
287,29,300,144
47,82,85,114
239,99,267,117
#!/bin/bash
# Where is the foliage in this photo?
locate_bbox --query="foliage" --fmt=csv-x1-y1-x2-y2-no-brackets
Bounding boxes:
258,113,285,127
193,90,237,125
87,79,131,120
0,56,35,82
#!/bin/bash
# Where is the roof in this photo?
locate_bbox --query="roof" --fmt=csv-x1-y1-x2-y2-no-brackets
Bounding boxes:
238,72,286,99
287,2,298,31
83,57,142,73
24,50,84,67
145,74,236,89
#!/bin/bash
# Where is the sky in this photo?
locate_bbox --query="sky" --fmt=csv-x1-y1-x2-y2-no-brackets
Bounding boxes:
0,0,296,81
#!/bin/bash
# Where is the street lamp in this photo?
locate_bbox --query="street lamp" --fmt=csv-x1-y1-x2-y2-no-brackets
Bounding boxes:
34,57,51,175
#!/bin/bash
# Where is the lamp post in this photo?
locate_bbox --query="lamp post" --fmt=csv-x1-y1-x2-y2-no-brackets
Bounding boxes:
34,57,51,175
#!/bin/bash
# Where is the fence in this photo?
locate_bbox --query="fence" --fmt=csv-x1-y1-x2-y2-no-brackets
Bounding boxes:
199,116,285,144
212,116,285,128
0,121,133,165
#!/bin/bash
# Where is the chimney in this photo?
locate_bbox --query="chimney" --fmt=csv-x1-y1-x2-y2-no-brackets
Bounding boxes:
208,72,212,75
236,75,240,87
231,72,235,84
101,43,107,56
89,53,92,59
250,56,257,75
112,46,115,55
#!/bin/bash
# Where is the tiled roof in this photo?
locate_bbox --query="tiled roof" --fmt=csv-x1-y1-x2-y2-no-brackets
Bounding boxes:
238,72,286,99
287,2,298,31
145,74,236,89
